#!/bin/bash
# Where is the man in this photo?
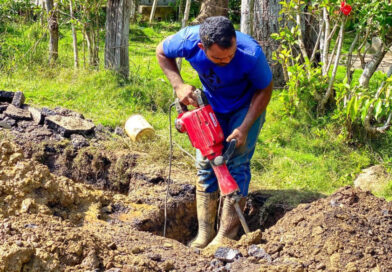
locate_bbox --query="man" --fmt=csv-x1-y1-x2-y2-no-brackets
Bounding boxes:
156,16,273,248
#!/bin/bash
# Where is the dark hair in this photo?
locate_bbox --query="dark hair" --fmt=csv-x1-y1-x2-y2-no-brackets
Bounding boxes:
199,16,236,50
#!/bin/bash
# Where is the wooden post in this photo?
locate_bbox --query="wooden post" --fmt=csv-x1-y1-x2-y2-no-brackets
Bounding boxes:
149,0,158,23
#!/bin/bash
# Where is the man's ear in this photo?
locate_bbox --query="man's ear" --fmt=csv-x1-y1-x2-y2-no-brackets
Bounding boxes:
197,42,205,50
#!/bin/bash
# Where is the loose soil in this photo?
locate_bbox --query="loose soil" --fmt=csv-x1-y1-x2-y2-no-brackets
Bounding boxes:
1,112,392,271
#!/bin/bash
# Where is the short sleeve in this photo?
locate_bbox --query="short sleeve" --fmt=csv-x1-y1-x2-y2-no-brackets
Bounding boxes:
248,48,273,90
162,27,189,59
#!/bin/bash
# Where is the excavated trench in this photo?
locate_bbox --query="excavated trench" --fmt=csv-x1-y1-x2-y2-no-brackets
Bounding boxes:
20,138,291,245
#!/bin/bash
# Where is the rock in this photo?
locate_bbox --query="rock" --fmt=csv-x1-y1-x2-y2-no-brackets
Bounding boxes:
54,107,84,119
24,224,38,229
81,251,100,269
247,245,272,263
41,107,56,117
238,229,263,246
114,126,125,137
0,90,14,102
354,165,389,192
0,120,12,129
29,127,53,138
162,260,175,271
147,253,162,262
0,102,8,113
71,134,89,149
16,241,24,247
108,242,117,250
163,243,173,249
20,198,35,213
11,91,25,108
0,245,34,271
210,259,225,269
131,247,143,254
105,269,121,272
3,117,16,127
27,106,44,125
214,247,242,263
45,115,95,137
4,104,31,121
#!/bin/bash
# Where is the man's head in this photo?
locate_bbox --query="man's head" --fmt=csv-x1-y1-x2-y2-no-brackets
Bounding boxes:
198,16,237,66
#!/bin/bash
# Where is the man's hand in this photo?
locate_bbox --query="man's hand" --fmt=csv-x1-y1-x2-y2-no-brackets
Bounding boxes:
226,127,247,147
175,83,198,107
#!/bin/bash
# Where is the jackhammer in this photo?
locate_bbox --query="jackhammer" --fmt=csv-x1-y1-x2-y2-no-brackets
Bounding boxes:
173,89,250,234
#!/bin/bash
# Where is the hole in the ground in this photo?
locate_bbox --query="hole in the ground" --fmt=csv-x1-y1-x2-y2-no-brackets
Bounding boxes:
133,186,198,244
134,190,295,245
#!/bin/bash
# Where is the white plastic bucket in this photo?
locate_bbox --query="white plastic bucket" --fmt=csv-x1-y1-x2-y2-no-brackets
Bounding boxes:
124,114,155,142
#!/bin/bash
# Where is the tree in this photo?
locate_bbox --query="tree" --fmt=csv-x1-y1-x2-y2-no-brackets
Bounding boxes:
79,0,105,67
69,0,79,68
105,0,131,78
240,0,254,35
45,0,58,65
192,0,229,25
253,0,285,87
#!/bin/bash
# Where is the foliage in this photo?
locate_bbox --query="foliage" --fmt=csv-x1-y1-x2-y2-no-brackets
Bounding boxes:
0,0,36,23
337,78,391,123
0,3,391,199
228,0,241,24
272,0,392,136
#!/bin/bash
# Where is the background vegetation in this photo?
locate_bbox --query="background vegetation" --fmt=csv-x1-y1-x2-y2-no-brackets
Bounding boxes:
0,0,391,201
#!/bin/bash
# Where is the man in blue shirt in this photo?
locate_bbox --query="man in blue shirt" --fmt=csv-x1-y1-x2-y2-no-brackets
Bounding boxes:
156,16,273,248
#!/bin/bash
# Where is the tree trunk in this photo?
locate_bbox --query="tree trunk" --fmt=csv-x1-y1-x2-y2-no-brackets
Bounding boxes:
182,0,192,28
84,24,100,67
178,0,184,22
149,0,158,23
192,0,229,25
130,0,138,23
45,0,58,65
318,17,346,114
69,0,79,68
253,0,284,87
302,1,319,63
240,0,254,35
105,0,131,78
359,44,390,88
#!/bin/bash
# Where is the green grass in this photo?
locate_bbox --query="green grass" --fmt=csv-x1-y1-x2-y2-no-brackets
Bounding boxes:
0,20,391,203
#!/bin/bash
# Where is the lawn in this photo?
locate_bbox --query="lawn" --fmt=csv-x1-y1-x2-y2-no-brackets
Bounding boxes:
0,20,391,202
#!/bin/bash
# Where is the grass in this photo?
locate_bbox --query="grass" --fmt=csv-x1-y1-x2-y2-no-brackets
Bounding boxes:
0,20,391,204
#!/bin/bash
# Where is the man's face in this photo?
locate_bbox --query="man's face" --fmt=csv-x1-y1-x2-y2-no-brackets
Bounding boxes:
198,37,237,66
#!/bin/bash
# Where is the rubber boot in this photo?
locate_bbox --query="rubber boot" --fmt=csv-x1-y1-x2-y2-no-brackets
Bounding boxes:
188,191,219,249
208,196,247,247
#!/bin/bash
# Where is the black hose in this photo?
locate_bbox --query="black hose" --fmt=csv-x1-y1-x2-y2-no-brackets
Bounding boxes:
163,102,176,237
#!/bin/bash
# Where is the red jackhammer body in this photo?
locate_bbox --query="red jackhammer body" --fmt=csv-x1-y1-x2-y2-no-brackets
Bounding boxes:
174,89,250,233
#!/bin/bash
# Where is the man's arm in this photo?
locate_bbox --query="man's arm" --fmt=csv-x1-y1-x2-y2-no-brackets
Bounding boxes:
226,80,273,147
156,40,198,107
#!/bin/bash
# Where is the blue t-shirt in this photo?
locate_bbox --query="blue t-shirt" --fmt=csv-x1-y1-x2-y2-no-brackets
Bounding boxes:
163,25,272,114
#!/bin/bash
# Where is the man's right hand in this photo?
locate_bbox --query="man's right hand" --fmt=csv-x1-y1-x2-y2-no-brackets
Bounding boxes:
175,83,198,107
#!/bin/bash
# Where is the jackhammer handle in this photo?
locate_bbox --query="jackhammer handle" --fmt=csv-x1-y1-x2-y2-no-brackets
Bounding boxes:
174,98,188,114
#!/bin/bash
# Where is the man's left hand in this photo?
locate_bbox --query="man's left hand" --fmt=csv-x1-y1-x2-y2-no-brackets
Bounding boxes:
226,128,247,147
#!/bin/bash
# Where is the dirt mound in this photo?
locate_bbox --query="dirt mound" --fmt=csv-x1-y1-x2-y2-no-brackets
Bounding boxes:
1,118,392,271
231,187,392,272
0,140,210,271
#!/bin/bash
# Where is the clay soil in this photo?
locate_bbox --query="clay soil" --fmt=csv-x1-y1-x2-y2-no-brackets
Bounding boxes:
1,124,392,272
